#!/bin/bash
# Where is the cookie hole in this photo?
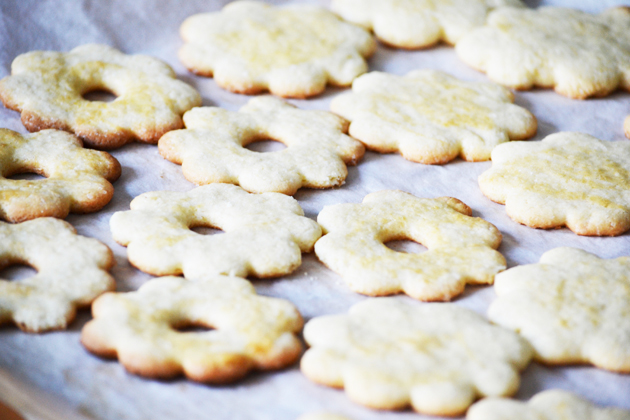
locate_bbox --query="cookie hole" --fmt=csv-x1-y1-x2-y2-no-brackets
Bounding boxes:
82,89,117,103
0,263,37,281
190,226,224,236
7,172,46,181
385,240,427,254
245,139,287,153
173,321,215,334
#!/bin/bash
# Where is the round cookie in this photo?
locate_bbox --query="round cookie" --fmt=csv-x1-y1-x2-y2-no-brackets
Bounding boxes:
0,218,115,333
478,132,630,236
0,128,120,223
0,44,201,149
109,183,322,278
314,190,506,301
178,1,376,98
81,275,303,383
301,298,533,416
488,247,630,373
159,96,365,195
331,70,536,164
625,115,630,139
331,0,524,49
456,7,630,99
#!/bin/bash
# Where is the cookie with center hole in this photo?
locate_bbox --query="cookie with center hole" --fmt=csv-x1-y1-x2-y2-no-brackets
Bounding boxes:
81,275,303,383
0,218,115,333
314,190,506,301
0,128,120,223
109,183,322,278
0,44,201,149
158,96,365,195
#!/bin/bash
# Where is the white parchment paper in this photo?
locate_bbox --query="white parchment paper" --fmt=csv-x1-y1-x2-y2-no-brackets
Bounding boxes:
0,0,629,419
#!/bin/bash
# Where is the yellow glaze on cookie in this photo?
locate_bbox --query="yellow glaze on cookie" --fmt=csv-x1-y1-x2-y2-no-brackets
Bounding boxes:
301,298,532,416
489,247,630,372
81,275,303,383
331,70,536,164
479,132,630,236
314,190,506,301
0,218,115,332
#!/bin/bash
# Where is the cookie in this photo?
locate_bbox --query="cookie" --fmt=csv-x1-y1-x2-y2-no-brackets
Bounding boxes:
110,183,322,278
330,70,536,164
81,275,303,383
314,190,505,301
159,96,365,195
0,218,115,332
478,132,630,236
625,115,630,139
331,0,524,49
178,1,376,98
301,298,532,416
488,247,630,372
0,44,201,149
456,7,630,99
467,389,630,420
0,128,120,223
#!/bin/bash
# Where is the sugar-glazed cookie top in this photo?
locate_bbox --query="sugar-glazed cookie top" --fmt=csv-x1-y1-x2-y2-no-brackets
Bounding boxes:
178,1,376,98
331,0,524,49
456,7,630,99
0,44,202,149
159,96,365,195
479,132,630,236
331,70,536,164
301,298,533,416
489,247,630,373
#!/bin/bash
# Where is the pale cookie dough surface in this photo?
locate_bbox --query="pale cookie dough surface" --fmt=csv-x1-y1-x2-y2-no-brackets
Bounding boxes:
301,298,533,416
110,183,322,278
0,218,115,332
331,0,524,49
159,96,365,195
456,6,630,99
488,247,630,373
179,1,376,98
0,44,201,149
625,115,630,139
331,70,536,164
478,132,630,236
467,389,630,420
81,275,303,383
315,190,506,301
0,128,121,222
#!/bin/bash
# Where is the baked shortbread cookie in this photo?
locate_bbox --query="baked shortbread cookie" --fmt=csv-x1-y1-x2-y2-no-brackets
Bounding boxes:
479,132,630,236
0,218,115,332
301,298,532,416
456,7,630,99
159,96,365,195
0,129,121,222
81,275,303,383
488,247,630,372
0,44,201,149
179,1,376,98
331,70,536,164
110,183,322,278
625,115,630,139
315,190,505,301
331,0,524,49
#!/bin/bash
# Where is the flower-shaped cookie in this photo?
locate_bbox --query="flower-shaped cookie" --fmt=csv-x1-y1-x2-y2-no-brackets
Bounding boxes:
178,1,376,98
0,129,120,223
301,298,533,416
331,0,524,49
478,132,630,236
456,7,630,99
467,389,630,420
0,44,201,148
81,275,303,383
331,70,536,164
110,183,322,278
488,247,630,372
315,191,506,301
159,96,365,195
0,218,115,332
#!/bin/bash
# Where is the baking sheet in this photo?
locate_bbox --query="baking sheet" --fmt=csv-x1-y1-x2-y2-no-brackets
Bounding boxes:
0,0,629,419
